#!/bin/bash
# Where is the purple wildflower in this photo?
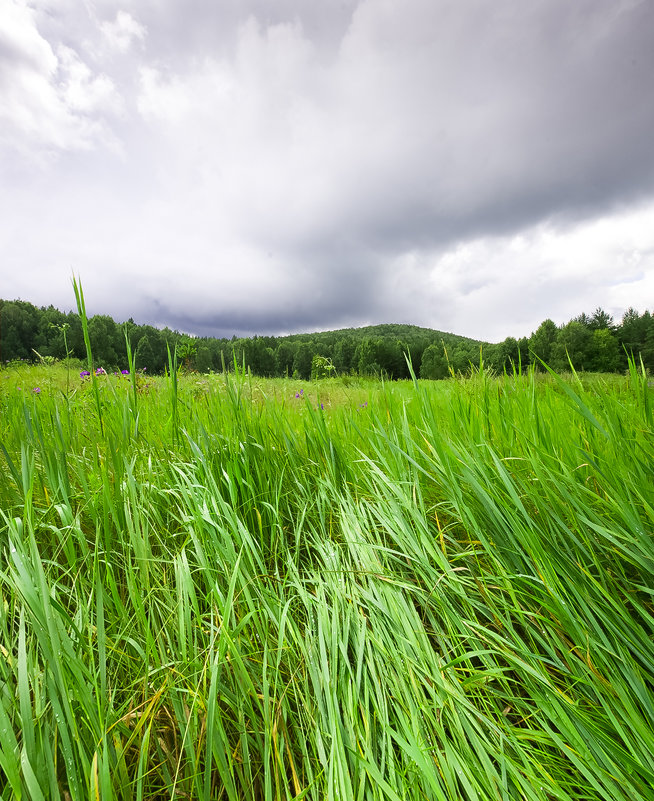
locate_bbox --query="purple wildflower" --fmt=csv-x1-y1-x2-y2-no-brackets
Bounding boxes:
320,403,324,410
80,370,90,378
96,367,106,375
122,369,129,375
33,387,41,394
295,393,300,398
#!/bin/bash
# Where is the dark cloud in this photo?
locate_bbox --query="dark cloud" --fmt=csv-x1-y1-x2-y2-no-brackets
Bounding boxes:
323,0,654,249
1,0,654,341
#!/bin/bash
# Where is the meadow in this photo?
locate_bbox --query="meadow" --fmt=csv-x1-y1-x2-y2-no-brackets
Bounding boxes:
0,356,653,800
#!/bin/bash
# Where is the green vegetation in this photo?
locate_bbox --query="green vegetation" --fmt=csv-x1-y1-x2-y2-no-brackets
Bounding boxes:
1,351,653,799
4,297,653,378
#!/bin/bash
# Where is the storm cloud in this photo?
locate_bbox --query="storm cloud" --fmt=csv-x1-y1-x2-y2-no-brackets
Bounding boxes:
1,0,653,341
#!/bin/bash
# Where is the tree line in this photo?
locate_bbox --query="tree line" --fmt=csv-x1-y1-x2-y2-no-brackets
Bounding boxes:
1,299,653,379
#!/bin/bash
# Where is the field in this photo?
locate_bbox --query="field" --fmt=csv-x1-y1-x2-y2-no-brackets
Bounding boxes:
0,359,653,800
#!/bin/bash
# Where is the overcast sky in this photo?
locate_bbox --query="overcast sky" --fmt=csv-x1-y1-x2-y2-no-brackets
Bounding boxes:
1,0,653,341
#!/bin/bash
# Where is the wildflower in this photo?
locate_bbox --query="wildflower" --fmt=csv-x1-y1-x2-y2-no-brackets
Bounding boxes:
121,369,129,375
96,367,106,375
33,387,41,394
80,370,90,378
295,393,300,398
320,403,324,410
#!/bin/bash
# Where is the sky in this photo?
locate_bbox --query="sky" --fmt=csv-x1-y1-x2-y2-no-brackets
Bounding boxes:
1,0,654,342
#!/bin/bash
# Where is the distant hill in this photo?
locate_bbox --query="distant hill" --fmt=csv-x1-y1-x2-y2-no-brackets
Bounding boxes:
282,322,485,346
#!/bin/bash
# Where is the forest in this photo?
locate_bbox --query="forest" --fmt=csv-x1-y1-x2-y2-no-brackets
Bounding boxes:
1,298,653,379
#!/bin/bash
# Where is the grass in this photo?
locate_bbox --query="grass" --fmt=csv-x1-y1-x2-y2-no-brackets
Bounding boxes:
0,357,653,800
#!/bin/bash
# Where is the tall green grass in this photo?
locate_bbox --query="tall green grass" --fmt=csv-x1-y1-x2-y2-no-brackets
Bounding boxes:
0,355,653,799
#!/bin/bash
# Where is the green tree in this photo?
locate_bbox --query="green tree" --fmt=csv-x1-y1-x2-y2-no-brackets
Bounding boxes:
529,319,558,366
244,337,276,376
333,337,356,373
589,307,614,331
88,315,120,367
195,345,213,373
376,339,406,378
590,328,620,372
260,347,276,377
491,337,520,373
551,321,593,371
275,341,297,377
36,305,69,358
517,337,530,370
447,343,478,375
356,338,382,376
619,308,650,362
177,335,198,369
642,315,654,372
136,334,156,373
419,343,449,379
64,313,87,360
0,300,40,361
311,355,335,380
292,342,313,380
573,312,592,328
140,326,168,372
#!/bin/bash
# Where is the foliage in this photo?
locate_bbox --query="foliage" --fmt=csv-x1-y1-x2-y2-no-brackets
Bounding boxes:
419,342,449,379
3,298,654,380
551,320,594,371
529,318,558,365
310,354,335,380
591,327,621,372
292,342,313,380
177,335,198,368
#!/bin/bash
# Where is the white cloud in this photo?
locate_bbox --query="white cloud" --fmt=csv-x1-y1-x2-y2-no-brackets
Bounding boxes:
100,10,146,53
0,0,58,73
421,202,654,340
0,0,122,156
57,45,122,116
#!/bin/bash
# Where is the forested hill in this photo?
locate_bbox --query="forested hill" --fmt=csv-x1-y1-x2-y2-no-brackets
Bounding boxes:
283,322,481,345
1,298,653,379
